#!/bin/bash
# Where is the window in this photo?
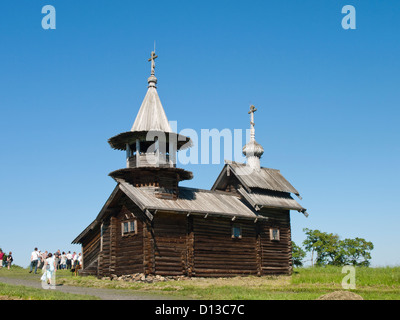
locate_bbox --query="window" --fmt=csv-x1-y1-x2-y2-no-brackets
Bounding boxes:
123,222,129,233
122,220,136,236
270,228,280,241
129,221,135,232
231,225,242,239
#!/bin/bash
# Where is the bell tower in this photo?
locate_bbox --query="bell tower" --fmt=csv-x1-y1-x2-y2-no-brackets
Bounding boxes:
107,51,193,199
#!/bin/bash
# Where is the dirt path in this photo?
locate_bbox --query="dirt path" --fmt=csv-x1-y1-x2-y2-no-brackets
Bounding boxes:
0,276,176,300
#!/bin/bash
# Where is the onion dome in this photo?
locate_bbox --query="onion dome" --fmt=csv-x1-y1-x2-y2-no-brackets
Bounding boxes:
242,139,264,157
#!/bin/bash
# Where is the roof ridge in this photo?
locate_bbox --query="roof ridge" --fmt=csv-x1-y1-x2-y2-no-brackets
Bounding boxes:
178,186,237,195
228,161,279,172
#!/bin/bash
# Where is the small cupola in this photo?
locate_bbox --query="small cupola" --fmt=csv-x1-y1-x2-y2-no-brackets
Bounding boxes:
242,105,264,170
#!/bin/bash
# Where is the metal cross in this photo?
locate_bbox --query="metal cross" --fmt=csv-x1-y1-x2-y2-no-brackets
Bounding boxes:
148,51,158,75
248,105,257,127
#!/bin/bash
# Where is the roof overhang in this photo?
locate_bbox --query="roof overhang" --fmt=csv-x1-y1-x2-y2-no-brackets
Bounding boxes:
108,131,192,151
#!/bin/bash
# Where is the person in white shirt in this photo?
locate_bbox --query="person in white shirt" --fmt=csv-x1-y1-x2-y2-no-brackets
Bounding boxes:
72,252,77,267
66,251,72,269
29,248,39,274
77,253,82,265
60,252,67,269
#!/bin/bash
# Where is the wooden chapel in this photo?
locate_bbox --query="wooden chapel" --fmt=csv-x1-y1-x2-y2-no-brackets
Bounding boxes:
72,52,308,277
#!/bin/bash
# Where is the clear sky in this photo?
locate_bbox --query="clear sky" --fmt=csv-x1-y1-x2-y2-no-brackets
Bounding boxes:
1,1,399,268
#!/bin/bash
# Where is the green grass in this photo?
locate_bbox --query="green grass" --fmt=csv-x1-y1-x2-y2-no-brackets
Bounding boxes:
0,282,99,300
291,266,400,300
0,267,98,300
56,266,400,300
1,265,399,300
292,265,400,286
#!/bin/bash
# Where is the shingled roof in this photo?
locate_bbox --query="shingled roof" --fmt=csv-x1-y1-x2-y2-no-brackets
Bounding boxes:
118,180,264,220
130,85,172,133
212,162,300,195
211,161,307,215
107,57,192,151
72,180,267,244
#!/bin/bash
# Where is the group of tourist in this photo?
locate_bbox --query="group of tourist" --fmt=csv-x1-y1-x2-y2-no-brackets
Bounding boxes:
29,248,82,274
0,249,13,270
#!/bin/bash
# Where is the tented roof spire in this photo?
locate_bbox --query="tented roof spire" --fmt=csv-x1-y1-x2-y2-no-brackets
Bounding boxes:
108,50,192,151
130,51,172,133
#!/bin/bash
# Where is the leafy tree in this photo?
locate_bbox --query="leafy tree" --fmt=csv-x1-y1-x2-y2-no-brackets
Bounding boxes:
302,228,341,266
302,228,373,267
340,237,374,267
292,241,306,267
302,229,318,266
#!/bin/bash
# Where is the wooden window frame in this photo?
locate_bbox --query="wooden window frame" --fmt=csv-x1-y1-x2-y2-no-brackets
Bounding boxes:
270,228,280,241
121,220,137,237
231,225,242,239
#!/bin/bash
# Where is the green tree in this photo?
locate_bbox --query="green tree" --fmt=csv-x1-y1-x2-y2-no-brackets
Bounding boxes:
302,228,341,266
341,237,374,267
292,241,306,267
302,228,374,267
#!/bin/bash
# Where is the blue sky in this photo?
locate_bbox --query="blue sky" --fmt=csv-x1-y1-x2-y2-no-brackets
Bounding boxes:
1,1,399,268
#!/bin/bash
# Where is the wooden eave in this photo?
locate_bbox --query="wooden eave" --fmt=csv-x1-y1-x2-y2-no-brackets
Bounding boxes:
212,161,301,197
117,180,266,221
108,131,193,151
211,163,252,193
238,187,306,213
109,167,194,182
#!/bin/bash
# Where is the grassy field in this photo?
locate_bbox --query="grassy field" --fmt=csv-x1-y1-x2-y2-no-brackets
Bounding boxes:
0,282,99,300
0,266,98,300
0,265,399,300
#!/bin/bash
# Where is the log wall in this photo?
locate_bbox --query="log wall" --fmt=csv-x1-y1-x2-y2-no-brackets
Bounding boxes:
258,209,292,275
98,220,111,276
91,209,292,277
192,216,258,277
81,229,100,275
114,206,145,275
95,205,145,277
152,212,187,276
